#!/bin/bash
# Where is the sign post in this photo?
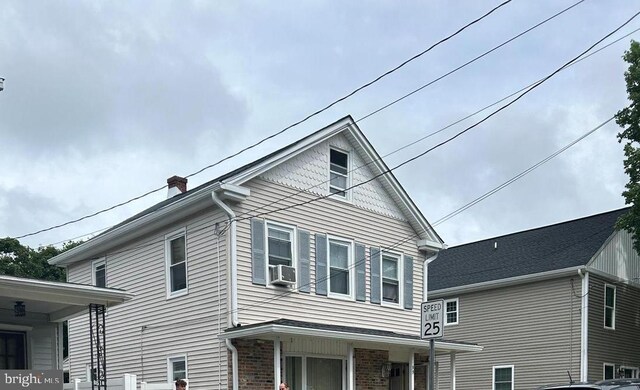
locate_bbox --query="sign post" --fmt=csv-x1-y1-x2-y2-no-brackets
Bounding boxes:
421,300,444,390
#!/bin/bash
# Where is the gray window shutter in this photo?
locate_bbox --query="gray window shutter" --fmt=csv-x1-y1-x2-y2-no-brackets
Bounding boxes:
315,233,327,296
370,247,381,304
251,218,266,285
404,255,414,310
298,230,310,293
355,243,366,302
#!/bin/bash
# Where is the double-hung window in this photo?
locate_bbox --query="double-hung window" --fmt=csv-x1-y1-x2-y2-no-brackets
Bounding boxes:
329,148,349,199
166,229,187,298
493,365,514,390
267,224,294,267
382,252,401,304
445,298,459,325
92,259,106,288
328,238,352,297
605,284,616,329
167,355,187,382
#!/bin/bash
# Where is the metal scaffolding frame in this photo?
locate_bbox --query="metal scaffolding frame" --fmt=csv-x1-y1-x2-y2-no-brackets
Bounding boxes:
89,304,107,390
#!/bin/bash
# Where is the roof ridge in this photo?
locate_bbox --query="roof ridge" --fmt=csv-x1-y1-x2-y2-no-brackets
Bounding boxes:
448,206,629,248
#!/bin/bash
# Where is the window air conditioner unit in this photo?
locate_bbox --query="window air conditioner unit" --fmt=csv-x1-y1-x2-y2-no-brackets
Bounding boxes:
269,265,296,286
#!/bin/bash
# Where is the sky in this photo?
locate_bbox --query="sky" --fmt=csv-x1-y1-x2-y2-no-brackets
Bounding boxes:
0,0,638,249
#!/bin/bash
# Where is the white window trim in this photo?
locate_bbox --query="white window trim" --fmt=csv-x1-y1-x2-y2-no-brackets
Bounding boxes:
91,258,106,287
327,235,355,300
380,251,403,308
492,365,514,390
328,146,352,203
603,363,615,380
604,284,616,330
444,298,459,326
284,353,347,390
265,221,297,288
165,228,188,299
167,354,188,382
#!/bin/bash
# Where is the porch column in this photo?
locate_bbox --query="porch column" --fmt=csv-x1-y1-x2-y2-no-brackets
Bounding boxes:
450,352,456,390
409,351,415,390
274,337,281,390
348,344,354,390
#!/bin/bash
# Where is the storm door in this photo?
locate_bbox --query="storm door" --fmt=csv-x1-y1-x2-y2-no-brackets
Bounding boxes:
389,363,407,390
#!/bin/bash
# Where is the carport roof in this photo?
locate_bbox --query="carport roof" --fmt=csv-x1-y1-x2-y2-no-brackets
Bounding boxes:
219,318,482,353
0,274,133,322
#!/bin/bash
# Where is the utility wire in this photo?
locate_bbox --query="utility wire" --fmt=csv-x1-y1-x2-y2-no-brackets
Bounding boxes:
45,21,638,250
235,23,639,222
234,11,640,224
13,0,514,241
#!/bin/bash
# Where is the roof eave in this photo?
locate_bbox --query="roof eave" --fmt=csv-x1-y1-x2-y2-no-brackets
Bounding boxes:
219,323,482,353
429,266,584,298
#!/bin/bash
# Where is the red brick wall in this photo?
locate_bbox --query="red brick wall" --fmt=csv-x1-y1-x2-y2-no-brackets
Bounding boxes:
355,348,389,390
228,339,275,390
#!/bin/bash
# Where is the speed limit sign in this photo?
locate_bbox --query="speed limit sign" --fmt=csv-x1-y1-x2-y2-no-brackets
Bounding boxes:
421,300,444,339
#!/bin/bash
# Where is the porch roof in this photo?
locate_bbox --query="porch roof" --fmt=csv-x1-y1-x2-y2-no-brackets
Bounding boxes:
219,318,482,353
0,275,133,322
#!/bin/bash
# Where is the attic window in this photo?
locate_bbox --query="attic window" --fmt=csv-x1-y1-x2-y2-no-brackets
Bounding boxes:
329,148,349,199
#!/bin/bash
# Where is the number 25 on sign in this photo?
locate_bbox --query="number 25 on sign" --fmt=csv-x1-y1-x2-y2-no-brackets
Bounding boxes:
421,300,444,339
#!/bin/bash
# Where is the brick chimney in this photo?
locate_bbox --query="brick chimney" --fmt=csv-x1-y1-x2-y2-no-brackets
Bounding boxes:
167,176,187,198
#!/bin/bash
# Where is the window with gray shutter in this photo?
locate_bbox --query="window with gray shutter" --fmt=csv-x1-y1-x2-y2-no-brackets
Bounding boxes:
370,247,381,304
251,218,266,285
315,234,327,296
298,230,310,293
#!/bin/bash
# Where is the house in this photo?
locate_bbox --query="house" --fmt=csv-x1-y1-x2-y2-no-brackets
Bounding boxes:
0,274,131,380
48,116,482,390
427,208,640,390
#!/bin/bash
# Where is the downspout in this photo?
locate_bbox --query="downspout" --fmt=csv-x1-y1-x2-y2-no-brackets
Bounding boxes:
211,192,239,390
579,268,589,382
423,252,439,302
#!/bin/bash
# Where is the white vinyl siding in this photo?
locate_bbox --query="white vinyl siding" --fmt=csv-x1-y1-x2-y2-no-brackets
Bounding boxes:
66,210,228,389
604,284,616,329
236,178,423,335
435,277,582,390
444,298,459,325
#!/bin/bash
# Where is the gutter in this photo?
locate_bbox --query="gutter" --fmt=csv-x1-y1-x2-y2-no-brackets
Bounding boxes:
210,183,249,390
429,266,584,298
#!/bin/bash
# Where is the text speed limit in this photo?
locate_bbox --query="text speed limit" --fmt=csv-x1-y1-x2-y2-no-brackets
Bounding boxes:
421,300,444,339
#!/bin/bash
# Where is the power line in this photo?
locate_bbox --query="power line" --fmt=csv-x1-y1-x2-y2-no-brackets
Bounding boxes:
12,0,514,241
234,11,640,224
46,20,638,250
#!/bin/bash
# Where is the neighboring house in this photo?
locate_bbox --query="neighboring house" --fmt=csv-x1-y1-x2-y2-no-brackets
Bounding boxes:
427,208,640,390
48,116,482,390
0,274,130,374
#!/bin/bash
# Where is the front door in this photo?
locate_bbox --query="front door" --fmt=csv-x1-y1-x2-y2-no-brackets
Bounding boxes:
389,363,407,390
0,332,26,369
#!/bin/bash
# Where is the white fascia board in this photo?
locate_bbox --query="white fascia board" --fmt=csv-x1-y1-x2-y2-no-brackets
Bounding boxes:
228,117,354,186
0,275,133,304
218,324,483,353
429,266,584,298
49,184,220,266
345,125,443,245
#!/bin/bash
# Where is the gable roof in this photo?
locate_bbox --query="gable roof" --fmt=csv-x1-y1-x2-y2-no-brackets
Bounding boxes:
50,115,443,266
428,207,629,293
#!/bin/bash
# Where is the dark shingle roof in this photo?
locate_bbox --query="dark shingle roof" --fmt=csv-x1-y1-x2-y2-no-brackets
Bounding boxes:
428,208,629,291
